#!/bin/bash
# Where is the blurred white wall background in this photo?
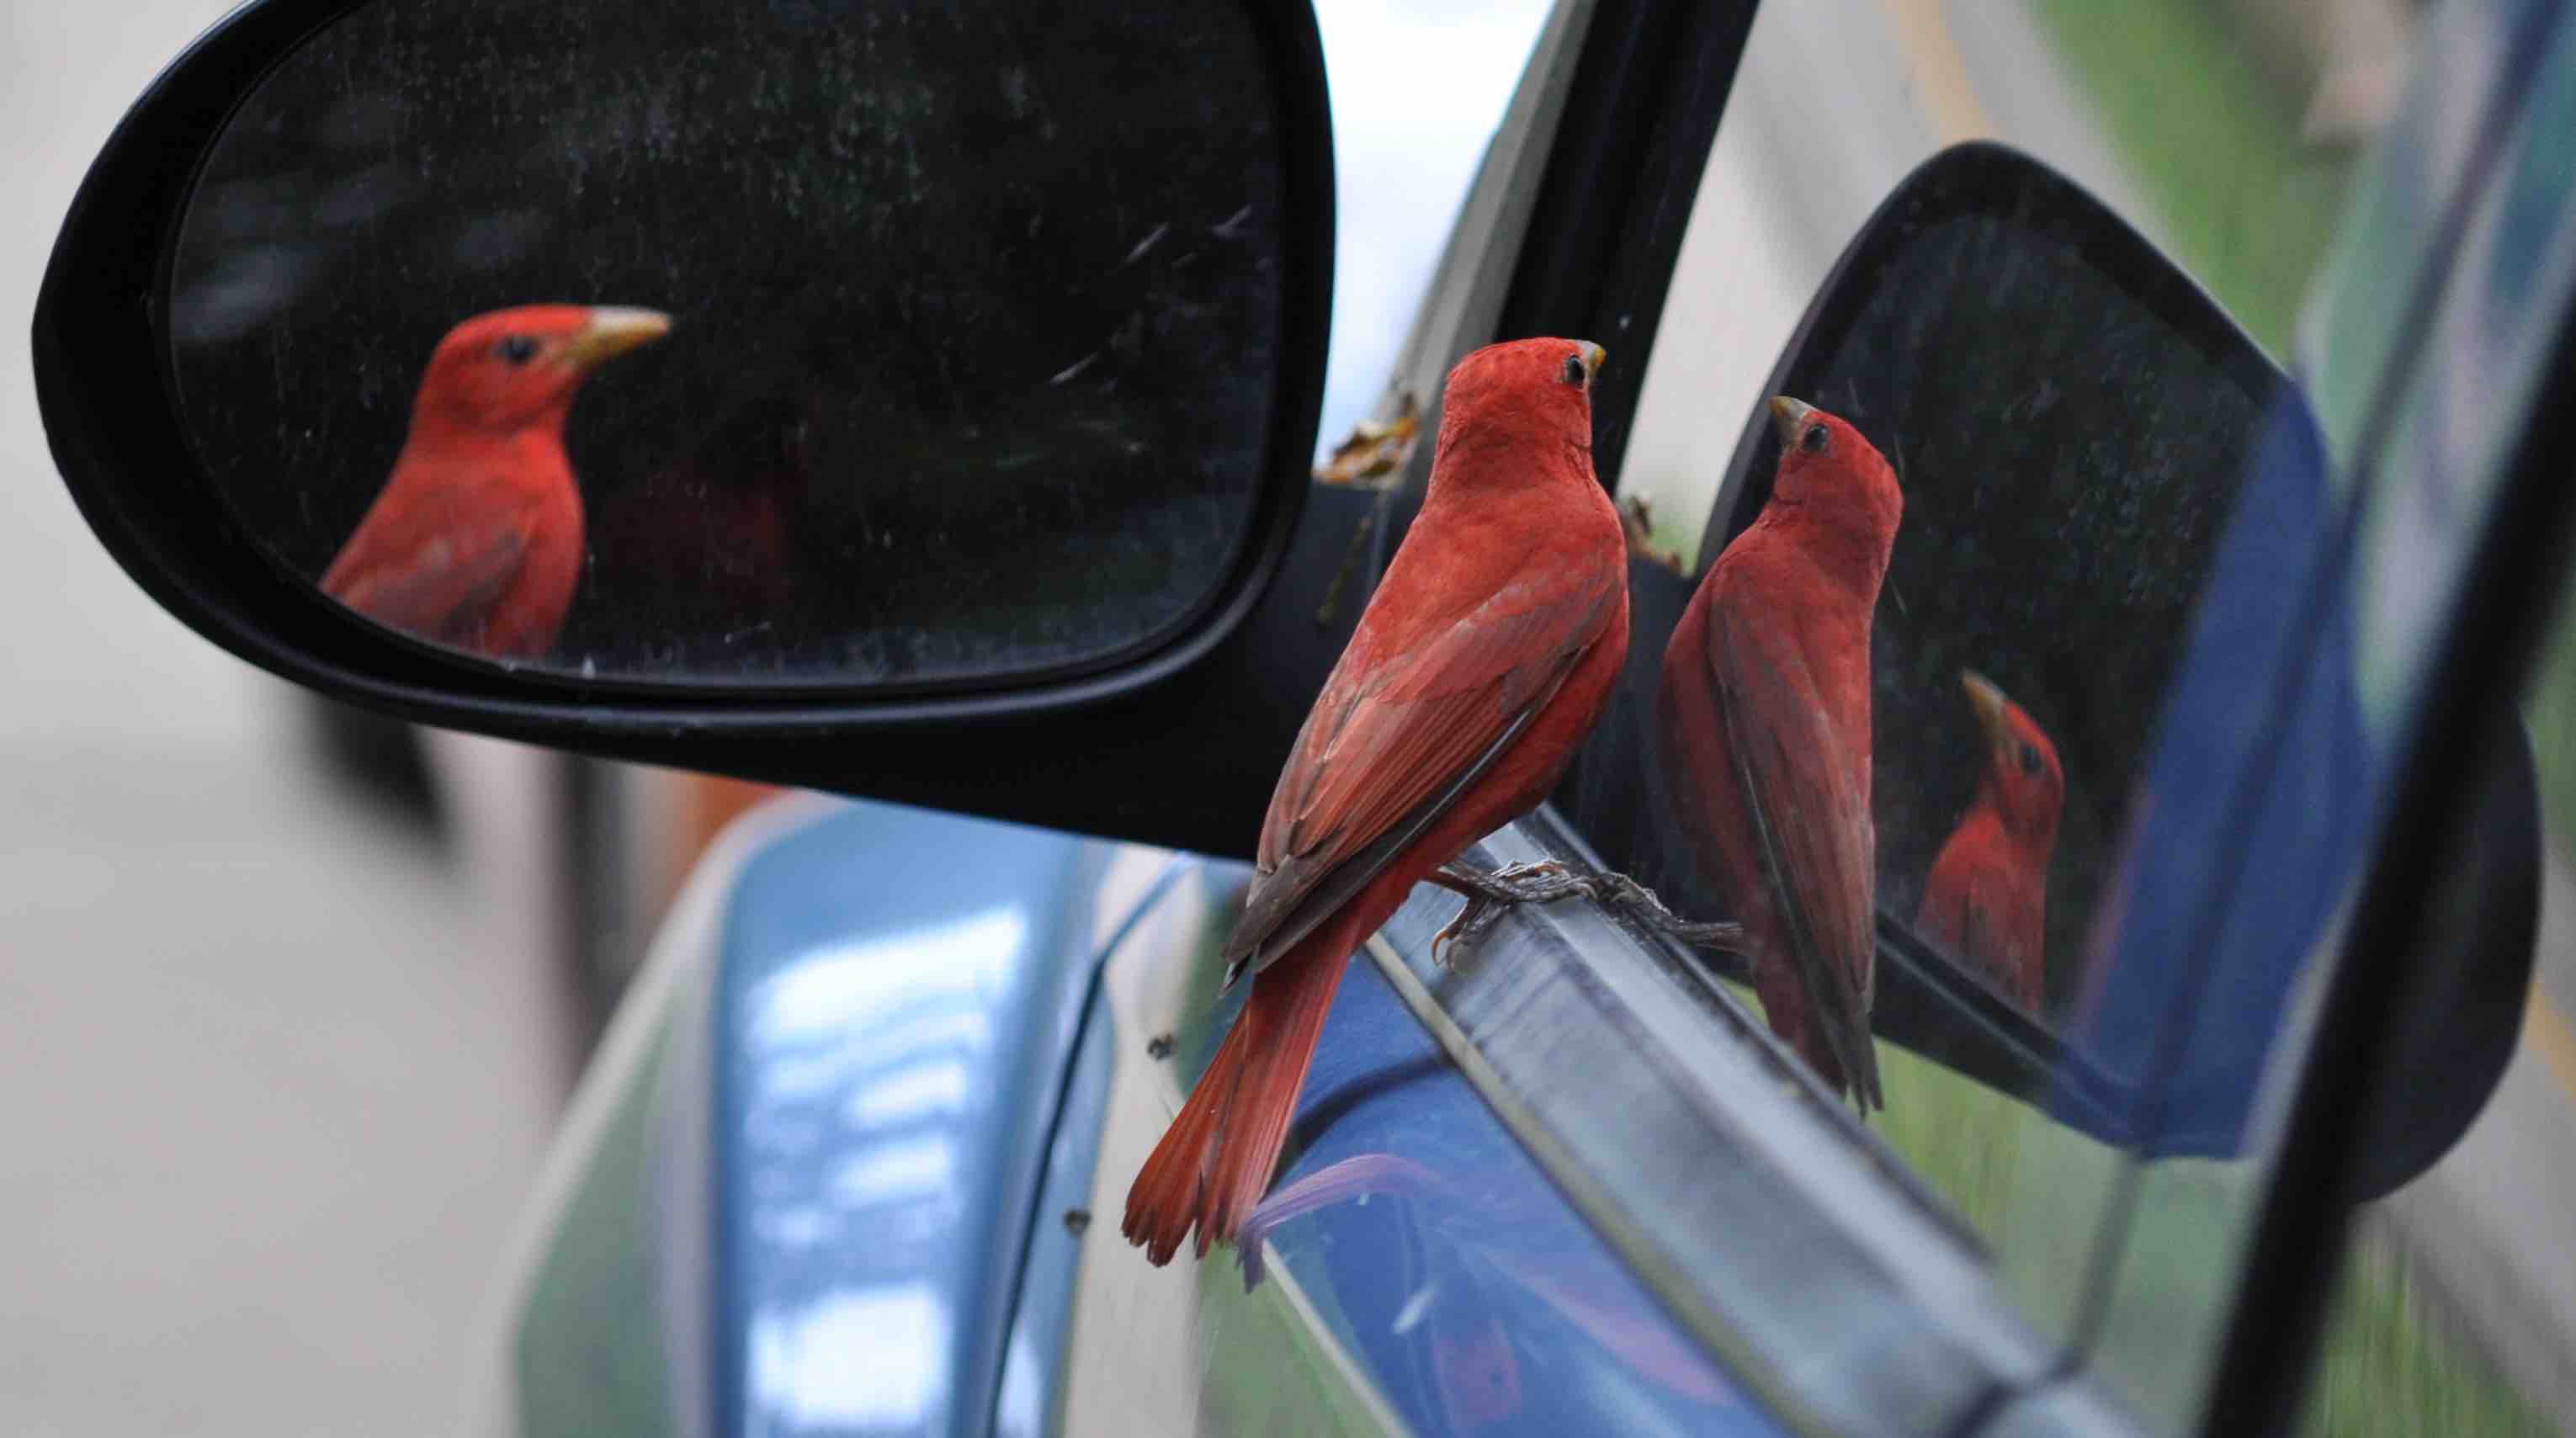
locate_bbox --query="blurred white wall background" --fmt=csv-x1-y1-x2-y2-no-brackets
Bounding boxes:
0,4,576,1431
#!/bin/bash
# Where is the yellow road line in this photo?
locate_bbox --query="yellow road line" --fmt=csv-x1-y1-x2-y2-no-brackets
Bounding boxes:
2525,984,2576,1105
1879,0,1994,143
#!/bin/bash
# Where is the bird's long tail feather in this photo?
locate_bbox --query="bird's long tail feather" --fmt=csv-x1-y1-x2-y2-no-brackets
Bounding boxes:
1122,908,1364,1265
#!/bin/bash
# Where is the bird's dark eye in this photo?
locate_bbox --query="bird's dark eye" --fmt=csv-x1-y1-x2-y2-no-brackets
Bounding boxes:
1800,422,1830,454
2018,741,2043,777
1560,353,1589,387
496,334,539,365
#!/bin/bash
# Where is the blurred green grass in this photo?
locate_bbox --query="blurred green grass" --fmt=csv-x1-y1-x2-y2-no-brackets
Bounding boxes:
2027,0,2353,358
2303,1231,2557,1437
1871,1043,2550,1434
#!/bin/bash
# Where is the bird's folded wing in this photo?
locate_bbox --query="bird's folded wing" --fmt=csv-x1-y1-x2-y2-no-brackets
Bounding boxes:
1708,599,1884,1106
1221,567,1622,986
1956,873,1999,988
321,491,534,646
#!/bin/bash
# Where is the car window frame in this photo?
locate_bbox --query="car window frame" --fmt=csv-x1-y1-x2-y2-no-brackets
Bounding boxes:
1373,810,2073,1435
1459,3,2576,1434
1350,17,2176,1429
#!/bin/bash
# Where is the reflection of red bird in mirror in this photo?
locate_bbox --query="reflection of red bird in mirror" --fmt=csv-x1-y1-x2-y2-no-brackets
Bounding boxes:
1123,338,1629,1264
593,384,823,630
1916,670,2064,1012
1657,397,1901,1109
321,305,670,661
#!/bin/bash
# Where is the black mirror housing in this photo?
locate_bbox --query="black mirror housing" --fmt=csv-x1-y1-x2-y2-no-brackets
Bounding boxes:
35,0,1334,785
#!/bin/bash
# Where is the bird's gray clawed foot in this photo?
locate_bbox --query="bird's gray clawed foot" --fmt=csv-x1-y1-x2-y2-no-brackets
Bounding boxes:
1443,859,1588,904
1430,894,1495,970
1585,873,1748,952
1427,860,1746,961
1426,862,1536,968
1486,859,1575,896
1426,860,1586,966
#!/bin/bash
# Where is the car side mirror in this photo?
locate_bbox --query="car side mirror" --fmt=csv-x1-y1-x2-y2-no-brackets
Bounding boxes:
38,0,1330,707
1567,141,2535,1199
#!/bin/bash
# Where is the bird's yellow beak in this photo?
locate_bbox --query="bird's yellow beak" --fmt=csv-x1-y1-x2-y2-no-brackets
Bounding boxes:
1575,341,1607,384
1960,669,2015,751
1768,395,1817,448
561,307,672,370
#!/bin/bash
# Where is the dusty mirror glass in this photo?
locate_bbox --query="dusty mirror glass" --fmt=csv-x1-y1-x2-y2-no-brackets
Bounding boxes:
167,0,1304,686
1591,145,2291,1348
1620,149,2280,1055
1781,176,2269,1033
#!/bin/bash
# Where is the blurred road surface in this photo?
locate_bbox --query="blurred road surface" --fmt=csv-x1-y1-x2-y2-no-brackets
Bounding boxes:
2379,846,2576,1424
0,3,577,1431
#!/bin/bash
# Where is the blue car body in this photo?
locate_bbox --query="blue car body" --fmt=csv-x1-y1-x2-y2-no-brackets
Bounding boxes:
482,796,1766,1437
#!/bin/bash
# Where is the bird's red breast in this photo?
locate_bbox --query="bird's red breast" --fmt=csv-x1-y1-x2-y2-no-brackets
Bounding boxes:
1124,337,1629,1263
320,304,668,661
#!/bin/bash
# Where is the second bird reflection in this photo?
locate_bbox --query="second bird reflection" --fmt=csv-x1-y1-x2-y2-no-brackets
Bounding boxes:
1658,396,1901,1110
1918,670,2065,1014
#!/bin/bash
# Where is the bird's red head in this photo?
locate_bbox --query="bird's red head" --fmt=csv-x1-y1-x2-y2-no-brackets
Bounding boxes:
1962,669,2063,849
1431,337,1607,480
408,304,671,440
1762,396,1904,551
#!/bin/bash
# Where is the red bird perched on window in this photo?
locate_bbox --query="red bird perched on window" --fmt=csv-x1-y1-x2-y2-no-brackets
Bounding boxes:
1656,397,1901,1110
1123,337,1629,1264
1916,670,2064,1013
321,305,670,661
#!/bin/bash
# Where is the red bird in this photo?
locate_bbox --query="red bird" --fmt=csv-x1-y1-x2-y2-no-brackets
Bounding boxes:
1916,670,2064,1012
1656,397,1901,1109
321,305,670,661
1123,337,1630,1263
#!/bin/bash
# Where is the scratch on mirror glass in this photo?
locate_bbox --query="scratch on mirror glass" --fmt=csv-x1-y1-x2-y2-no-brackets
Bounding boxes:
1211,204,1253,239
1124,222,1171,264
1050,352,1102,385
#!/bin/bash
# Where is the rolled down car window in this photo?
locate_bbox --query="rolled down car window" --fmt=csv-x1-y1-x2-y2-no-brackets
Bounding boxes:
1589,0,2325,1372
1572,2,2572,1432
1525,5,2574,1434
